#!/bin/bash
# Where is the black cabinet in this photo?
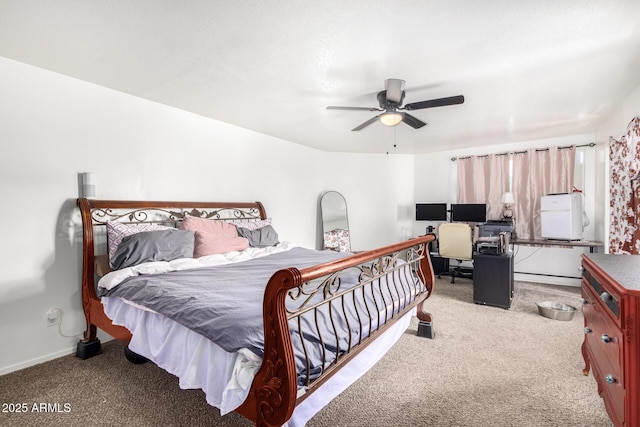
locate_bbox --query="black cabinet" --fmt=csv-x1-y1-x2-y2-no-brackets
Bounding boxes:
472,253,513,309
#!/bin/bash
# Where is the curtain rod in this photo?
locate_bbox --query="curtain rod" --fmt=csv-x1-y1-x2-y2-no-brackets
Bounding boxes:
450,142,596,161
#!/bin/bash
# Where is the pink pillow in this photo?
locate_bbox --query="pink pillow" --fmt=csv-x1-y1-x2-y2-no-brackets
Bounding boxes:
181,216,249,257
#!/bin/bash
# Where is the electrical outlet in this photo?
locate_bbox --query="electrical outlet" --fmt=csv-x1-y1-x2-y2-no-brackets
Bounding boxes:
46,309,59,327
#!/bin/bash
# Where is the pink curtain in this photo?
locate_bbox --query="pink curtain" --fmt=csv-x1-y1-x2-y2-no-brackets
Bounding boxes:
457,156,485,203
511,147,575,240
457,154,510,221
609,116,640,254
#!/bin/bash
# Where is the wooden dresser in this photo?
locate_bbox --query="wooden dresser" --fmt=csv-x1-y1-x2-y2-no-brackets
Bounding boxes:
581,253,640,427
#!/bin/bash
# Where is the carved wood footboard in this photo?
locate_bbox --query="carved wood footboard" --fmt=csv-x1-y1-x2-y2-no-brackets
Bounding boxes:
241,234,435,426
77,198,434,426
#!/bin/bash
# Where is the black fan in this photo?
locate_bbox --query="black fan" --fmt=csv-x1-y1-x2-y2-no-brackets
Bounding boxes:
327,79,464,131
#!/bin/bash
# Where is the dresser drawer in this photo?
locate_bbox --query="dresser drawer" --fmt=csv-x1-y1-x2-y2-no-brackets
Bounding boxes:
582,266,621,325
582,288,623,382
585,342,625,426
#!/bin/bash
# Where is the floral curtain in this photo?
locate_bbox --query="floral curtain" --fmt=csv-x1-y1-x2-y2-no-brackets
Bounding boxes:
609,116,640,254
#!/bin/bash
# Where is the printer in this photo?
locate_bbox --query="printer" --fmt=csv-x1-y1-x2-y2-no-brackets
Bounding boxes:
478,220,513,237
476,220,513,255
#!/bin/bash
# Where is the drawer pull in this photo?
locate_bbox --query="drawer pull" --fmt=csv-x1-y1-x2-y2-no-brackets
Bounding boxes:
601,334,612,343
605,374,616,384
580,298,587,305
584,327,592,334
600,292,612,303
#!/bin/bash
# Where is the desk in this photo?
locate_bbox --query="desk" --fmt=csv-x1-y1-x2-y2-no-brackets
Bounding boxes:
512,238,604,280
512,239,603,253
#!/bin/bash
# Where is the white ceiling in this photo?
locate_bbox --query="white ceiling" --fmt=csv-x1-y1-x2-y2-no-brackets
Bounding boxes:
2,1,640,154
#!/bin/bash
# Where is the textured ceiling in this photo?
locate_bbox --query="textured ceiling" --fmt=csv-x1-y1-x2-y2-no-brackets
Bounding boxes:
1,1,640,154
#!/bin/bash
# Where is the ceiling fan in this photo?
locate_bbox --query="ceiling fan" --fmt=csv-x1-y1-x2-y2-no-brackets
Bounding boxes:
327,78,464,131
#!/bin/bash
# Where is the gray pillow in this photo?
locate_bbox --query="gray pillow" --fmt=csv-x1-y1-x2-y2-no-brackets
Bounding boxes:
111,229,194,270
237,224,280,248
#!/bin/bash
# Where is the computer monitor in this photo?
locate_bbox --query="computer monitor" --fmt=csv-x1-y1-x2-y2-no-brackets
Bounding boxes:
415,203,448,221
450,203,487,223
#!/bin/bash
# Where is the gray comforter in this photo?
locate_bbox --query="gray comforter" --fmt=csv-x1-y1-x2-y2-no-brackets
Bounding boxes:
99,247,411,384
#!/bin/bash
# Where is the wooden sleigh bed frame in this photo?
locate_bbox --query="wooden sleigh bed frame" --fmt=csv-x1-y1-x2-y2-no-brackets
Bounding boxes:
77,198,436,427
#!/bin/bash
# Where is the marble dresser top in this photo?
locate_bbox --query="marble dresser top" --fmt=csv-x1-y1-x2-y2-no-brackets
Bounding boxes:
583,253,640,291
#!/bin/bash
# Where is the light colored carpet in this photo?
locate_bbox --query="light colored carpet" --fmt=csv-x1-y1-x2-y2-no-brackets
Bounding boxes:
310,279,613,426
0,279,613,426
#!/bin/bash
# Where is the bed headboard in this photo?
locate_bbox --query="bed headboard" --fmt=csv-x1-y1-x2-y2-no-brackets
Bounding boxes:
77,198,267,278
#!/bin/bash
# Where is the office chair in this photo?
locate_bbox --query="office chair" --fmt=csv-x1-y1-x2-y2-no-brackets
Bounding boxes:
438,222,474,283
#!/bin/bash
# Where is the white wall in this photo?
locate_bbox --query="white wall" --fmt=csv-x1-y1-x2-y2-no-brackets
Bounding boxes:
596,85,640,143
0,57,414,374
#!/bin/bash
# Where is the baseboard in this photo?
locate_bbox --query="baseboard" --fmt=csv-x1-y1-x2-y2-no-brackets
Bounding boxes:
0,334,115,376
514,273,580,287
0,346,76,376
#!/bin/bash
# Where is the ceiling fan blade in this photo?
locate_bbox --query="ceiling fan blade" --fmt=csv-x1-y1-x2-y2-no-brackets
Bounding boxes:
385,79,405,104
351,115,380,131
402,113,427,129
327,106,381,111
404,95,465,111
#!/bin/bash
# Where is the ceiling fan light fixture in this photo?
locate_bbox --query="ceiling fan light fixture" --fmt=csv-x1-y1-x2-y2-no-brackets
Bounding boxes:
327,79,463,131
379,111,404,127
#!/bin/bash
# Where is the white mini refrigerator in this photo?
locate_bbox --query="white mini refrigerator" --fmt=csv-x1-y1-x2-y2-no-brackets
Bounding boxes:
540,193,583,240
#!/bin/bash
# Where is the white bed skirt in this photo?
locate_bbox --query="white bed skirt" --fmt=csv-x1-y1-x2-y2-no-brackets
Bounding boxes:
103,297,414,426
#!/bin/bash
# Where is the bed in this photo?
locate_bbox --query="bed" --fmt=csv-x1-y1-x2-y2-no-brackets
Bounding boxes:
77,198,436,426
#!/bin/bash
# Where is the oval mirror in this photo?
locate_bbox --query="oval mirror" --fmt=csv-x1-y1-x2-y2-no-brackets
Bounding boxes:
320,191,351,252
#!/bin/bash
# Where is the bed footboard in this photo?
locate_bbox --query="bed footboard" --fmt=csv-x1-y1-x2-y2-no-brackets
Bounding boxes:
242,235,435,427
